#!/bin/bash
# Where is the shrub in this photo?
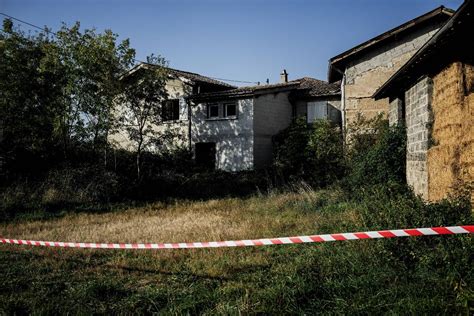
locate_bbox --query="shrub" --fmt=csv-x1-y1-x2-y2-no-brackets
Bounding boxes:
345,116,406,191
273,118,344,187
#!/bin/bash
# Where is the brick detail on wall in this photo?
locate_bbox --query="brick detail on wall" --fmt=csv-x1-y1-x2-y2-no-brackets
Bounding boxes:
405,77,433,199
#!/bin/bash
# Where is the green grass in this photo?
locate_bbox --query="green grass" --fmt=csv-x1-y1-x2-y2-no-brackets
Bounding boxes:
1,188,473,314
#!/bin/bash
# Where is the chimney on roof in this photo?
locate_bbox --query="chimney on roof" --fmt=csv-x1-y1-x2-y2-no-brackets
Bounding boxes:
280,69,288,83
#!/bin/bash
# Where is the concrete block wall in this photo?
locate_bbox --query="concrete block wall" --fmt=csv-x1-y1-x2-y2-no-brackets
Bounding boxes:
405,77,433,199
191,98,254,171
388,97,403,126
253,91,293,168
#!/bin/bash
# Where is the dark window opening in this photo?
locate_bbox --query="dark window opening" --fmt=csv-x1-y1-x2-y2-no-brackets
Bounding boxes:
207,104,219,118
195,142,216,170
162,99,180,122
224,102,237,117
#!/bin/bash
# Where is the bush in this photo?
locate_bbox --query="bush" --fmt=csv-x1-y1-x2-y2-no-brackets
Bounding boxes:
273,118,344,187
345,116,406,191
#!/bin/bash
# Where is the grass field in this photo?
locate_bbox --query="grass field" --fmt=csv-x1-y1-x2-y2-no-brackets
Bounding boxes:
1,188,473,314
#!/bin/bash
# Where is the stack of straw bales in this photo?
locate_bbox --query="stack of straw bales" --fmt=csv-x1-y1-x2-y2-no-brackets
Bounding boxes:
428,62,474,202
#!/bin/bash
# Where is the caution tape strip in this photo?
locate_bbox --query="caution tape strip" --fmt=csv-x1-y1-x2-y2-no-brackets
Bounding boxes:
1,225,473,250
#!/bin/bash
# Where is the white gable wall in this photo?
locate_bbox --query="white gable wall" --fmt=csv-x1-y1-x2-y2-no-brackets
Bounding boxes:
109,78,191,152
191,98,254,171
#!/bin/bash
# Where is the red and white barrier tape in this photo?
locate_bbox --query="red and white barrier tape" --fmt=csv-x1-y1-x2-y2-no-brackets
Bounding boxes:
1,225,473,250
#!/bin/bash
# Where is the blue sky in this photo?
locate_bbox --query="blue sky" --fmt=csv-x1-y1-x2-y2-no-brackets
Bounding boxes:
1,0,463,86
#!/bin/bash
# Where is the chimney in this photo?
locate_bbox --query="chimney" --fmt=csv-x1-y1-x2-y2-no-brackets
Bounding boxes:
280,69,288,83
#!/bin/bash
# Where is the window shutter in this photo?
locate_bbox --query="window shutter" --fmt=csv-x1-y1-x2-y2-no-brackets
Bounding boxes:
307,101,328,123
179,99,187,120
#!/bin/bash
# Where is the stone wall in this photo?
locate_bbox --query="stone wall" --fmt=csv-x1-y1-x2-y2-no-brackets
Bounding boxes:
405,77,433,199
192,98,254,171
343,22,443,135
388,97,403,126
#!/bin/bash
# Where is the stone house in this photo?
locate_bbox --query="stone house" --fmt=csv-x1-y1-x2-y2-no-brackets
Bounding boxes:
109,63,235,152
327,6,454,140
373,0,474,202
189,72,341,171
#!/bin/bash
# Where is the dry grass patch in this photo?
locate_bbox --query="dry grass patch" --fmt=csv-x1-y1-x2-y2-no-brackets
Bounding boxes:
1,192,335,245
3,189,470,314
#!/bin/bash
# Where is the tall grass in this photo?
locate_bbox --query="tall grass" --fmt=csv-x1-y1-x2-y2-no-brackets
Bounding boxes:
1,188,472,314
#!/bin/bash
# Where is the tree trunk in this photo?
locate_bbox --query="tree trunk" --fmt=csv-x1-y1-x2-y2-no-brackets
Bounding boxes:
136,148,141,179
104,129,108,169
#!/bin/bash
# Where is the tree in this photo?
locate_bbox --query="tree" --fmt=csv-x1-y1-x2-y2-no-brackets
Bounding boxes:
0,19,65,175
54,22,135,161
117,56,169,179
0,18,137,176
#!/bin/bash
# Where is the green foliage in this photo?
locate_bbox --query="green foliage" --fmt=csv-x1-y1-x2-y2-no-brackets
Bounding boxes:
53,22,135,152
0,19,135,177
0,19,64,174
273,117,344,187
345,115,407,190
0,189,472,314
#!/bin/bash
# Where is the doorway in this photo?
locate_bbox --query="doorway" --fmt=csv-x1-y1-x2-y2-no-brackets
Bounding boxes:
195,142,216,170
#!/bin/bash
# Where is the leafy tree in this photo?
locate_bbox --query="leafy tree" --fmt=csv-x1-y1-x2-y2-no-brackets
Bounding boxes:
116,56,169,179
0,18,136,177
54,22,135,160
0,19,65,175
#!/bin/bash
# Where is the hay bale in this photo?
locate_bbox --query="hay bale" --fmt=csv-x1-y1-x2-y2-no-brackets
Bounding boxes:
428,62,474,202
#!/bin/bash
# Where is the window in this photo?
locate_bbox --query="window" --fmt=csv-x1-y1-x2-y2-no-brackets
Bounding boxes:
223,102,237,117
307,101,327,123
162,99,180,122
206,102,238,119
207,104,219,118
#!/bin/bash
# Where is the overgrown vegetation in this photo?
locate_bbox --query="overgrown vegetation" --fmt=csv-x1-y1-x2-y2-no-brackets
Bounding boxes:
273,118,344,187
1,17,473,315
1,188,472,314
344,115,407,191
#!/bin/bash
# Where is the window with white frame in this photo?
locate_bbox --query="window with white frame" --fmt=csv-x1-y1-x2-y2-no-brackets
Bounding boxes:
307,101,328,123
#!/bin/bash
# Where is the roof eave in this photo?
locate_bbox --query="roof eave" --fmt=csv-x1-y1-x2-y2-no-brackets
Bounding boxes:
373,0,471,100
327,6,454,83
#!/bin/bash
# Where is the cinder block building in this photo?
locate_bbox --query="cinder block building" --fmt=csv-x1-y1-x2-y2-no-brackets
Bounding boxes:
327,6,454,140
374,0,474,202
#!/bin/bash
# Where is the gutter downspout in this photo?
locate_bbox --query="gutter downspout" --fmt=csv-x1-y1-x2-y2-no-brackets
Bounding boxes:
187,98,192,151
341,74,346,146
